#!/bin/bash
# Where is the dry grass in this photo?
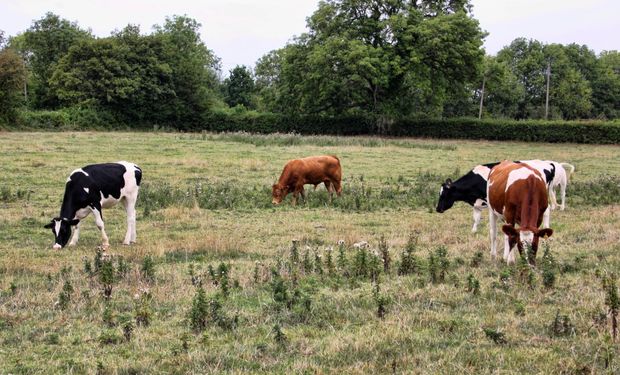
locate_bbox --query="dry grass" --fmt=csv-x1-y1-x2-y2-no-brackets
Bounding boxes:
0,131,619,374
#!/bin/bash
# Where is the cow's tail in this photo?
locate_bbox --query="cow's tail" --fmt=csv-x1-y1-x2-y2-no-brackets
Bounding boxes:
561,163,575,181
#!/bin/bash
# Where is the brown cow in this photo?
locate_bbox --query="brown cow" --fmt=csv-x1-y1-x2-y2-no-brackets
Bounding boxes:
272,155,342,205
488,161,553,265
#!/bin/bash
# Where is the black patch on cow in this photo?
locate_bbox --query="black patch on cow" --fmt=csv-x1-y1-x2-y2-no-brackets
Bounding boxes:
134,166,142,186
436,162,500,213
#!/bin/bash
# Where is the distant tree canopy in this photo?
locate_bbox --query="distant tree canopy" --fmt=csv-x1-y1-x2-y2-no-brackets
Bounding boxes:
255,0,485,117
1,3,618,127
224,65,256,109
0,30,26,123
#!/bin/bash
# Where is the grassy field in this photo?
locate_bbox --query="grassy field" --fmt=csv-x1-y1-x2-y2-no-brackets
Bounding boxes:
1,131,619,374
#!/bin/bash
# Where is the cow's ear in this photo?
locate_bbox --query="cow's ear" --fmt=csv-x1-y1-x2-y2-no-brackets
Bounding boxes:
538,228,553,239
44,221,54,229
445,178,452,186
67,219,80,226
502,224,518,237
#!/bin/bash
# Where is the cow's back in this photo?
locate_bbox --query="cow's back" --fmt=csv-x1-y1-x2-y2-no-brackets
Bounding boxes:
283,156,340,185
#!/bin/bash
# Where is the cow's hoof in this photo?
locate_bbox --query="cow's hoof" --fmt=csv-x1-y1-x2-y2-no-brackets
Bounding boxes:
122,241,131,246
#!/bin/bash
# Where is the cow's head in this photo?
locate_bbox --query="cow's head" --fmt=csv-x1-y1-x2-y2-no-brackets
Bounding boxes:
44,217,79,249
502,224,553,264
436,179,456,213
272,184,289,205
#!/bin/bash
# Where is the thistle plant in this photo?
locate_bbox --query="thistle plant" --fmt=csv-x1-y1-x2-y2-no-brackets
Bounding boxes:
379,235,390,274
140,255,156,283
58,280,73,310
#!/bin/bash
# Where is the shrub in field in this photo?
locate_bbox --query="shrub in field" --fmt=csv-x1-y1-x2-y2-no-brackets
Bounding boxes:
140,256,156,283
603,274,619,340
325,247,335,275
470,251,484,268
120,314,134,342
99,260,115,299
58,280,73,310
102,304,115,328
189,286,209,333
429,246,450,284
467,274,480,295
273,324,287,347
398,233,420,276
541,243,557,289
98,330,123,346
379,235,390,274
135,291,153,327
549,310,575,337
483,327,508,345
116,256,130,280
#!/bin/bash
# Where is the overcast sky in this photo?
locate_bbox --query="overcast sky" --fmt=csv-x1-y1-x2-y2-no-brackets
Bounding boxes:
1,0,618,74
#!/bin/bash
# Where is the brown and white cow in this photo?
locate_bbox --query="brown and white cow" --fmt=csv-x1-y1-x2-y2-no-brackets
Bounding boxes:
487,161,553,265
272,155,342,205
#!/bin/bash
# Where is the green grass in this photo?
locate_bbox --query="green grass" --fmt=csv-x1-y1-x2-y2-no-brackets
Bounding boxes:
0,131,619,374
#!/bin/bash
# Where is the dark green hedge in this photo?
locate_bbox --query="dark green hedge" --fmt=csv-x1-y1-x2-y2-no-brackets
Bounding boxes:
200,113,620,144
8,108,620,144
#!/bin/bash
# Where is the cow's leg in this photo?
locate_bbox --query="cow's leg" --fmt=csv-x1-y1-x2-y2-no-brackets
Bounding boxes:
91,205,110,249
542,206,551,229
489,210,498,260
122,195,137,245
549,187,558,210
560,181,567,211
325,181,334,203
300,187,307,204
69,221,82,246
472,200,485,233
504,235,516,264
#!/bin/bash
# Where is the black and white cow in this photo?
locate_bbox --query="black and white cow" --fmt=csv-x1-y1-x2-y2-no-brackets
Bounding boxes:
436,162,500,232
526,160,574,210
44,161,142,249
436,160,557,232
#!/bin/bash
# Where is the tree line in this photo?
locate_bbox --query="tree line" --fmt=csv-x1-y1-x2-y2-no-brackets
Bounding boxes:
0,1,618,128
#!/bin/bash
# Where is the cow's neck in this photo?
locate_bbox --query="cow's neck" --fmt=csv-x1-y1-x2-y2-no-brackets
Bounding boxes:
59,188,81,220
520,181,541,229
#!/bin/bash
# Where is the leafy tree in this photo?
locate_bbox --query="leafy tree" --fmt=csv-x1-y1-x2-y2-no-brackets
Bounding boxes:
224,65,255,109
255,0,485,117
154,15,221,127
18,13,91,108
476,56,525,118
591,51,620,119
0,31,26,124
497,39,595,119
50,25,175,124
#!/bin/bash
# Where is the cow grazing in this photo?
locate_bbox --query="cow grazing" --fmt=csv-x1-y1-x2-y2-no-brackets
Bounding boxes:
272,155,342,205
487,161,553,265
44,161,142,250
436,162,500,232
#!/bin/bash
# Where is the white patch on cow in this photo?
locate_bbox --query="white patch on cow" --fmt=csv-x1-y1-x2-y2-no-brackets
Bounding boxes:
74,207,91,220
520,230,534,249
505,167,541,192
100,191,120,209
54,220,61,236
83,187,89,193
439,186,443,196
472,165,491,180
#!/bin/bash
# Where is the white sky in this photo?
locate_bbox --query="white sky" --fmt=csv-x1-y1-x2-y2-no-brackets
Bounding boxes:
1,0,618,74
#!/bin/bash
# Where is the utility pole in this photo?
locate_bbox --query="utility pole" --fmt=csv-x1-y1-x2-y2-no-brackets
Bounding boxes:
545,61,550,120
478,75,485,119
21,55,28,102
